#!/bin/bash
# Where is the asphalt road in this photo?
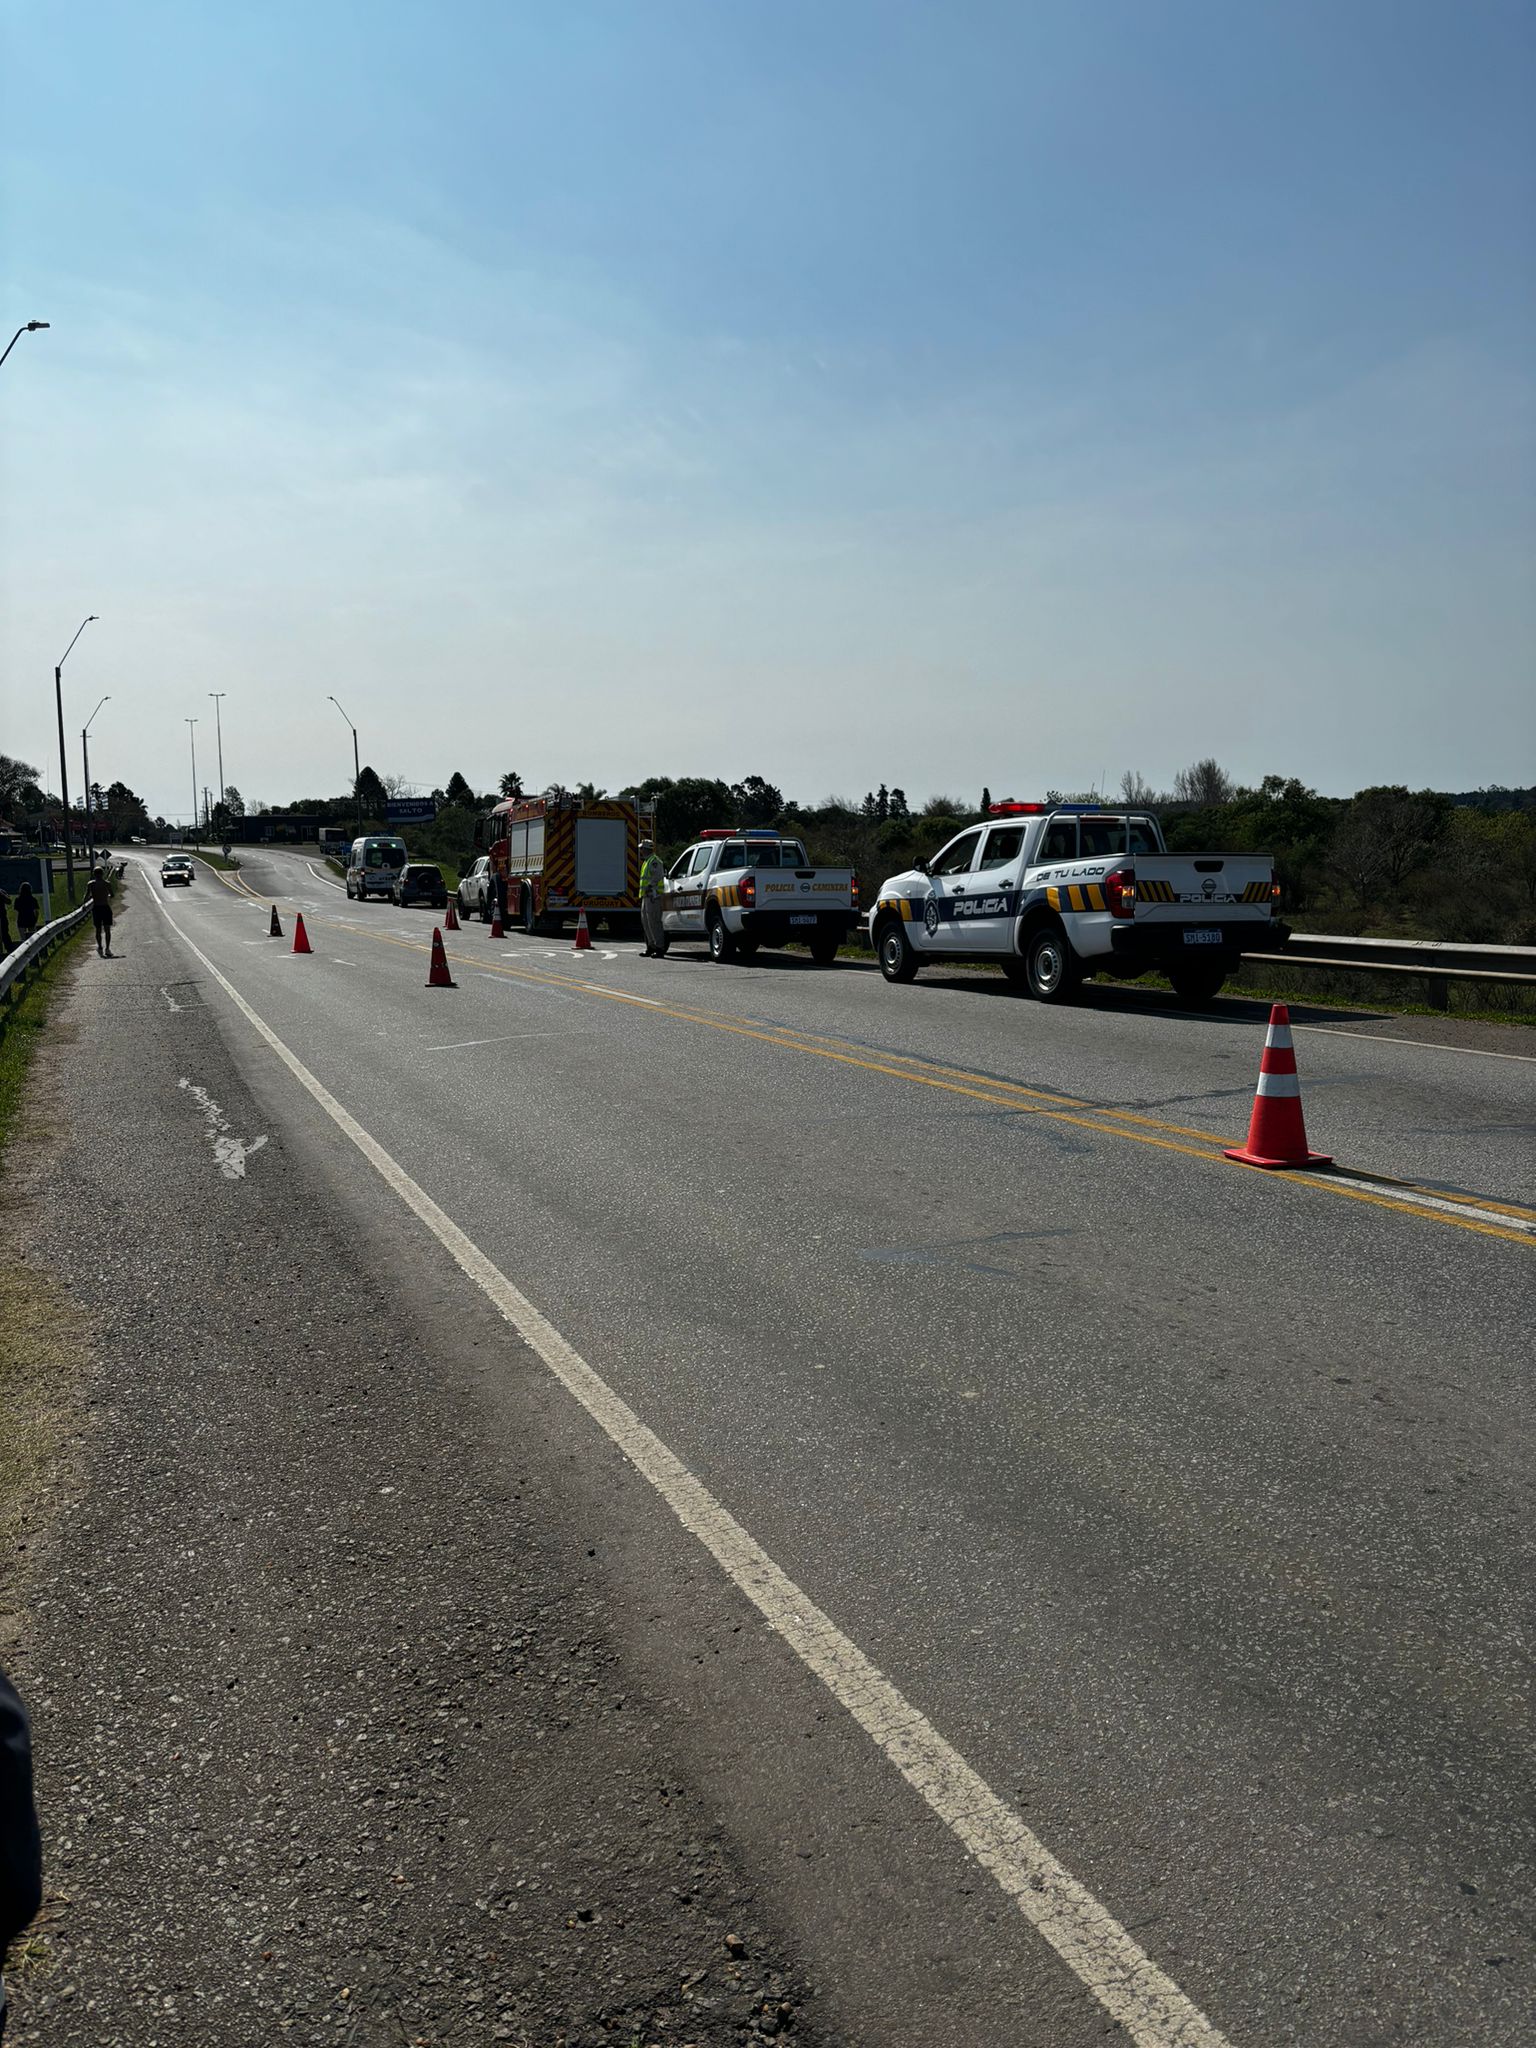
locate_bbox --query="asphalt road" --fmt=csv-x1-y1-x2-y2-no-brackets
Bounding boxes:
40,849,1536,2041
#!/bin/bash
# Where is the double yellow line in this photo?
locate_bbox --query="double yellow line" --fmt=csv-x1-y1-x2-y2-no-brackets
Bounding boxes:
204,872,1536,1251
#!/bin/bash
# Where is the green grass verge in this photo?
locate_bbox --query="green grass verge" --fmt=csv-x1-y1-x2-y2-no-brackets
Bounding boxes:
0,916,93,1172
189,848,241,871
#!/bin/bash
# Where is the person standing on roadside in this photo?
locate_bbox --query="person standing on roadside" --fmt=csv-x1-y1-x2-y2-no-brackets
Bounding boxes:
13,884,39,943
0,893,12,959
638,838,666,956
0,1662,43,2043
86,865,113,958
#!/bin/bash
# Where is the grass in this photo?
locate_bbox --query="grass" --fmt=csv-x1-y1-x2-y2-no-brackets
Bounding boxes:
189,847,241,871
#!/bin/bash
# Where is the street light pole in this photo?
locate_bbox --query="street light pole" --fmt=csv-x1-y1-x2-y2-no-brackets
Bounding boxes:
186,719,199,841
328,695,362,830
54,614,98,901
82,695,110,860
0,319,49,370
209,692,227,816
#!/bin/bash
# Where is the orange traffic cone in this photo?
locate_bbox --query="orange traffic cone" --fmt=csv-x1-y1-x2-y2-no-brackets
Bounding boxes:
426,928,457,988
573,909,592,951
1225,1004,1331,1169
292,913,312,955
444,899,460,931
490,909,504,938
269,904,282,937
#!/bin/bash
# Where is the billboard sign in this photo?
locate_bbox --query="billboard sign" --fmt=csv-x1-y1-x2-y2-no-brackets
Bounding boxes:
386,797,437,823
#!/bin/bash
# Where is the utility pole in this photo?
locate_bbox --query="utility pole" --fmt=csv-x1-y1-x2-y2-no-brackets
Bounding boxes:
209,692,227,815
186,720,199,842
54,615,98,900
328,695,362,830
82,696,110,861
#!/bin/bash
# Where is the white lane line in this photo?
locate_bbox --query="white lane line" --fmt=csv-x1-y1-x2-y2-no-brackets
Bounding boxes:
424,1034,551,1052
1296,1023,1536,1063
307,860,347,891
1307,1171,1536,1234
145,898,1232,2048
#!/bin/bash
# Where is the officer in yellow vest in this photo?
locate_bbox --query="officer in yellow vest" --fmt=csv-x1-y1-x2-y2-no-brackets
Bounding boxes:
639,840,666,956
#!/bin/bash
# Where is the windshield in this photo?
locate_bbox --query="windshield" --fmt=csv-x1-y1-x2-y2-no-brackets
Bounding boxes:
361,839,407,868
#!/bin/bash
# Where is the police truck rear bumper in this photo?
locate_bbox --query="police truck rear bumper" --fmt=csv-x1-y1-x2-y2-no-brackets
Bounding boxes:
1107,919,1291,968
740,908,858,945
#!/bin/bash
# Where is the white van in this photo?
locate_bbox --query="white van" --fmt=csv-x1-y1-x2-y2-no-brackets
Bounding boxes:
346,834,408,901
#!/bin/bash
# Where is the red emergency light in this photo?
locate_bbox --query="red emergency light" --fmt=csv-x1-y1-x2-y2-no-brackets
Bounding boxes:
698,828,733,839
986,801,1047,816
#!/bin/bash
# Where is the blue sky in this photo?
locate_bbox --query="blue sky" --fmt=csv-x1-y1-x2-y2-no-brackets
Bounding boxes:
3,0,1533,821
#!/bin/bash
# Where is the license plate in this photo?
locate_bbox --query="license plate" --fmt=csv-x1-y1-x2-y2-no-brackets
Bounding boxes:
1183,928,1222,946
789,914,817,926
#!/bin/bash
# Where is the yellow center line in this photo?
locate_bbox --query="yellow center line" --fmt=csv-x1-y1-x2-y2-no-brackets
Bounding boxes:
216,898,1536,1251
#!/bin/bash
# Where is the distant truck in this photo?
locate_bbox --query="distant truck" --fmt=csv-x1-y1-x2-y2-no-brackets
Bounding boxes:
658,829,859,964
482,790,653,936
346,833,408,902
870,801,1286,1003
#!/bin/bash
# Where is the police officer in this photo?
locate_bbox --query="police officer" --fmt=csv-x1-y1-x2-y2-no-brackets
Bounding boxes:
638,839,666,957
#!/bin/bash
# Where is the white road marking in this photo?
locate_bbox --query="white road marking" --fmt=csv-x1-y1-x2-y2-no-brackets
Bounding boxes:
1296,1022,1536,1062
148,902,1232,2048
160,987,183,1012
307,861,347,891
177,1077,268,1178
423,1033,554,1052
1307,1171,1536,1234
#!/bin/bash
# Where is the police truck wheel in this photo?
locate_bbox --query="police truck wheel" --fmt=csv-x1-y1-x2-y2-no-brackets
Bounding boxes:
707,913,736,963
1025,924,1082,1003
810,936,840,966
736,936,759,958
1169,965,1226,1005
877,922,918,984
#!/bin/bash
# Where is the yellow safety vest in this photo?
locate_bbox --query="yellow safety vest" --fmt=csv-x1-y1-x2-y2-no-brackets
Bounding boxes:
639,854,663,896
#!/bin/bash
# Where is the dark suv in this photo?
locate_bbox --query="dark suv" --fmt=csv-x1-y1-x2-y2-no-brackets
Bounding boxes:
391,862,449,909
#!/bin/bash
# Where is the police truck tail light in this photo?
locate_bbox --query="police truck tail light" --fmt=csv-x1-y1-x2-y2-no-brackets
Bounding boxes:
739,873,756,909
850,873,860,910
1103,868,1137,918
1270,880,1282,911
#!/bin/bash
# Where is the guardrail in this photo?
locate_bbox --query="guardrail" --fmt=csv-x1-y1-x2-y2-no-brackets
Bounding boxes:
1242,932,1536,1009
0,903,91,1029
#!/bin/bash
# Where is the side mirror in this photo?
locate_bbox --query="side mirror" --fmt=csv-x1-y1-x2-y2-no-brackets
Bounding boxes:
913,858,930,876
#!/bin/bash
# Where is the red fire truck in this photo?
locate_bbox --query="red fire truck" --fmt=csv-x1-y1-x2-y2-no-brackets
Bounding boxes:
483,789,654,937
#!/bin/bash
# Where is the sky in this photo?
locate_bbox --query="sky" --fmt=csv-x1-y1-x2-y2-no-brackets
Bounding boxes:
2,0,1533,824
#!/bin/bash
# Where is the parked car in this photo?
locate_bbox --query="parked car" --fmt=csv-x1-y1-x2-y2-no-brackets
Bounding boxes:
161,855,194,887
391,861,449,909
456,855,494,920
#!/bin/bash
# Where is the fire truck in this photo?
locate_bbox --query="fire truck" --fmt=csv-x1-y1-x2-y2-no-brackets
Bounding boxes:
482,789,655,937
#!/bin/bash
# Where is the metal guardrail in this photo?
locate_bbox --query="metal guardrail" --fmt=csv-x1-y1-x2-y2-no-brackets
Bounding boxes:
0,902,91,1024
1241,931,1536,1007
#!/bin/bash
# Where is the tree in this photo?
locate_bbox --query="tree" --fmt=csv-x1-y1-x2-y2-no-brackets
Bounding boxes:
980,786,992,815
444,771,475,808
1171,758,1234,807
729,774,783,827
498,770,524,801
222,785,245,818
1328,786,1447,909
354,765,388,819
0,754,41,812
1118,769,1156,806
887,787,909,819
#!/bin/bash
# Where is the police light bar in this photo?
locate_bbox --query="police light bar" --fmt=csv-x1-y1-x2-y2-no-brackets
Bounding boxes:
987,801,1046,815
741,828,780,838
698,828,733,839
1054,802,1104,813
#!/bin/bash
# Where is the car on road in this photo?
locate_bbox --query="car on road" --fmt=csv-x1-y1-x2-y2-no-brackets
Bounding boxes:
160,855,195,887
869,800,1286,1003
391,861,449,909
457,855,495,921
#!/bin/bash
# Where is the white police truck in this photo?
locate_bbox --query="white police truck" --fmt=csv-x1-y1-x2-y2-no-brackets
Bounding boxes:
869,802,1287,1003
659,829,859,964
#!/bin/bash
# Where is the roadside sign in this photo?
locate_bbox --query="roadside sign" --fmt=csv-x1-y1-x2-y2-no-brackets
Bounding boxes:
386,798,437,823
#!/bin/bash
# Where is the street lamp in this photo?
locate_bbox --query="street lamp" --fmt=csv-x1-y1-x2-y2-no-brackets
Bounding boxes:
82,695,110,858
0,320,49,370
185,719,199,840
208,691,227,818
328,694,362,829
54,614,97,900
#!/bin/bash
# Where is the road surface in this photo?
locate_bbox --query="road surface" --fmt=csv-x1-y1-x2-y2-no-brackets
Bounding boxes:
16,846,1535,2044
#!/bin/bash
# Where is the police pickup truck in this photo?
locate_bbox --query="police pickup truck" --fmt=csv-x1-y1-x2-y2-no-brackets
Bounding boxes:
659,829,859,964
870,801,1287,1003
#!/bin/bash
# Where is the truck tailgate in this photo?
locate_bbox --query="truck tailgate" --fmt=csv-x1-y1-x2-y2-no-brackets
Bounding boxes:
753,871,854,910
1134,855,1274,922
